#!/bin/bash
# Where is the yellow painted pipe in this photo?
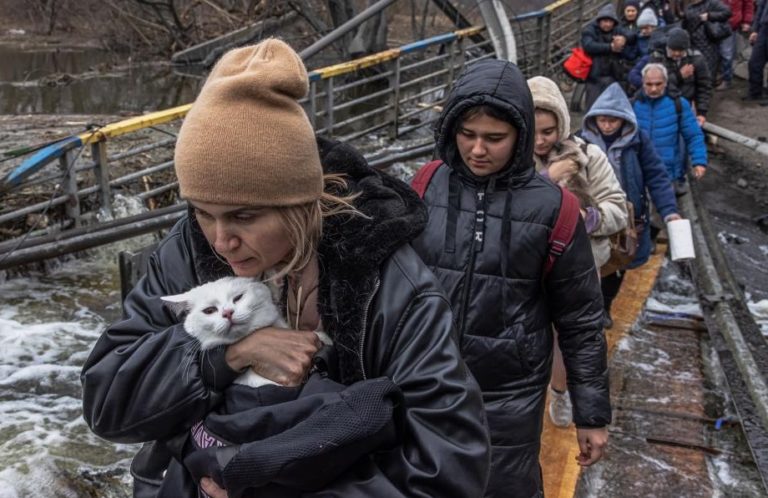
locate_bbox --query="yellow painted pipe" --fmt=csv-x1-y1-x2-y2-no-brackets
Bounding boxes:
78,104,192,144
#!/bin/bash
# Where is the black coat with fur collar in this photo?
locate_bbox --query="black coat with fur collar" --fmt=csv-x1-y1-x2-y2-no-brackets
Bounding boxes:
81,137,491,497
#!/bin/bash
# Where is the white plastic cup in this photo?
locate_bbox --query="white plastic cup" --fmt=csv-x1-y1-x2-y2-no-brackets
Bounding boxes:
667,219,696,261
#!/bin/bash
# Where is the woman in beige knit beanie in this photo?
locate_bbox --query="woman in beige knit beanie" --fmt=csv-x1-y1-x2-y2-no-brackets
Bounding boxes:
82,38,490,498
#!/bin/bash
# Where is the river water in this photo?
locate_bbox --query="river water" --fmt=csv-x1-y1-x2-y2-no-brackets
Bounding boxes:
0,197,155,497
0,44,202,115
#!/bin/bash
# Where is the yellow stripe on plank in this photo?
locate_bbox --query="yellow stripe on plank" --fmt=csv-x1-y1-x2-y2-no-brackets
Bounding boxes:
541,247,667,498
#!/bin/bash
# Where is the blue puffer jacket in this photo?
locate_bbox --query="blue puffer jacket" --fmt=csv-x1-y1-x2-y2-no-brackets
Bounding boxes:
632,91,708,181
581,83,678,268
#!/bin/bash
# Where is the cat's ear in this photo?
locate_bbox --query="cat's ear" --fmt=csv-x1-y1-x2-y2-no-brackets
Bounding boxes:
161,292,191,318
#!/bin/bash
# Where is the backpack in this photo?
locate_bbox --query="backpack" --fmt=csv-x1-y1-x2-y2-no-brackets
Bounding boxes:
410,160,581,279
563,47,593,81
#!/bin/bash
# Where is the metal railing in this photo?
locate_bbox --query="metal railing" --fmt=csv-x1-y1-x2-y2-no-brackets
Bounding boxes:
0,0,605,269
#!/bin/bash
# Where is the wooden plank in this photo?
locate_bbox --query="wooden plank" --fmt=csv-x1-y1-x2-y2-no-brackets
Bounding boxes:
540,247,667,498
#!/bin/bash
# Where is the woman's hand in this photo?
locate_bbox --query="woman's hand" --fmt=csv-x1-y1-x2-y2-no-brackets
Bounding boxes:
699,12,709,21
201,478,228,498
547,159,579,184
225,328,322,386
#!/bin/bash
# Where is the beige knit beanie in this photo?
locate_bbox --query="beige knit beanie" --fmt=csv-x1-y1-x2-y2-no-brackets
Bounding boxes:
174,38,323,206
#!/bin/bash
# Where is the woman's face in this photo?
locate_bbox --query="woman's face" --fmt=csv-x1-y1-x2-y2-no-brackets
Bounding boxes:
624,6,638,21
534,110,559,158
456,112,518,177
192,201,293,277
596,115,624,136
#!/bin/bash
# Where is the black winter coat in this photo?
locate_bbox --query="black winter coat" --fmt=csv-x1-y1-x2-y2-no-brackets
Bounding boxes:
581,19,638,81
412,60,611,498
683,0,733,71
81,137,491,497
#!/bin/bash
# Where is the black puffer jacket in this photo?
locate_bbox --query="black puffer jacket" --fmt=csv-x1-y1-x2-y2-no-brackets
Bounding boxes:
81,137,491,497
412,60,611,498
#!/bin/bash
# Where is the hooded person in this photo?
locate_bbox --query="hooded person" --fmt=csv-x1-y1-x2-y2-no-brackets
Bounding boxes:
411,59,611,498
81,38,491,498
580,82,681,323
528,75,627,431
581,3,639,109
623,0,642,30
528,76,628,270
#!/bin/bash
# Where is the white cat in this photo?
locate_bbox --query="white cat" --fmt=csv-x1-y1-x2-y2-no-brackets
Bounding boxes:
161,276,331,388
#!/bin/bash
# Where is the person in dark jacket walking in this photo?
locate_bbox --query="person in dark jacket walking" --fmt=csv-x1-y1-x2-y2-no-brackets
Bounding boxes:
629,28,713,124
411,59,611,498
579,82,682,329
718,0,754,89
80,39,491,498
623,0,642,32
746,0,768,100
682,0,733,76
582,3,639,109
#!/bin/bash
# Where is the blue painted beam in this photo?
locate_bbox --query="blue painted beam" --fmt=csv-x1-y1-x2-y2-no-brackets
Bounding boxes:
0,136,82,193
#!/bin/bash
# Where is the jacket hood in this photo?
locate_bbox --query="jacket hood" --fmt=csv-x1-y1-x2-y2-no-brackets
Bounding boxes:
582,82,638,138
595,4,620,23
315,136,427,273
434,58,535,183
527,76,570,141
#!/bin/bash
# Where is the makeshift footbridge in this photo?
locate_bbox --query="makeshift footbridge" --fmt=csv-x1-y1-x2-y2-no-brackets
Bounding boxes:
2,0,768,495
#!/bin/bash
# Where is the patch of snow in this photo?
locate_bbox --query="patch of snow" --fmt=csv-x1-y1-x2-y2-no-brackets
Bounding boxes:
747,299,768,337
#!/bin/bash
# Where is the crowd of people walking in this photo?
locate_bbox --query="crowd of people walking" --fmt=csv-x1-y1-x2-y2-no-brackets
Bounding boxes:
76,1,768,497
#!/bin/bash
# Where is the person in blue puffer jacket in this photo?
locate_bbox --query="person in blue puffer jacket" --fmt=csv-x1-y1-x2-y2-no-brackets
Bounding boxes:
632,62,708,193
580,82,681,326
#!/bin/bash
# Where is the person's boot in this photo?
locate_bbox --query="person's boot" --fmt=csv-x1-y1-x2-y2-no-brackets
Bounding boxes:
548,386,573,428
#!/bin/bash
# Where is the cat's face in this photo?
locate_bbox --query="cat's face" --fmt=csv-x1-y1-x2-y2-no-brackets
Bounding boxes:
161,277,281,349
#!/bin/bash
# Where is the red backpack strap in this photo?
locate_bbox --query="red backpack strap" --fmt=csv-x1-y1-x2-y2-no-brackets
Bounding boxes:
543,186,581,279
410,160,443,198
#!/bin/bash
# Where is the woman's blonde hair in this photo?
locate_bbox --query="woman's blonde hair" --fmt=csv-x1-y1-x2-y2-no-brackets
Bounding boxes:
272,173,363,280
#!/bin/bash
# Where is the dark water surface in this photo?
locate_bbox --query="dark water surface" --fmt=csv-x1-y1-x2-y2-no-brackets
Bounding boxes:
0,44,202,115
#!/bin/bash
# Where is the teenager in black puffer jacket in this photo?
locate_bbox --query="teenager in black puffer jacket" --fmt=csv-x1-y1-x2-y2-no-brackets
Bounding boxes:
411,59,611,498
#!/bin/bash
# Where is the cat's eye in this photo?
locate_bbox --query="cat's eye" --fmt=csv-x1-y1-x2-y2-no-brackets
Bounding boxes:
233,294,243,303
203,306,217,315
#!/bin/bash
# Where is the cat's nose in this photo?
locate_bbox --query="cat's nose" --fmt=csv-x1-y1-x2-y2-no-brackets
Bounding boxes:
222,309,234,321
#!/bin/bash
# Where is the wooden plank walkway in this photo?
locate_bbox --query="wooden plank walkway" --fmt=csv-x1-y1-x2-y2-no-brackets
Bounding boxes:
541,249,667,498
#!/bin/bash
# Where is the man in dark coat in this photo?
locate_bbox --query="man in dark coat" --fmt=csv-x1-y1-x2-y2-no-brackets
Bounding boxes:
411,59,611,498
581,3,638,109
746,0,768,101
629,28,713,124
